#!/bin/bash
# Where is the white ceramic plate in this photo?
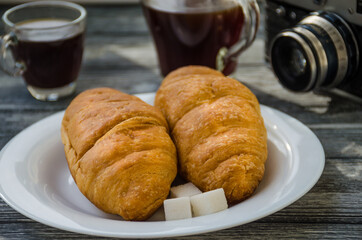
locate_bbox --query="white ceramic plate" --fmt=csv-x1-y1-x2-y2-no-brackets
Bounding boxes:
0,93,325,238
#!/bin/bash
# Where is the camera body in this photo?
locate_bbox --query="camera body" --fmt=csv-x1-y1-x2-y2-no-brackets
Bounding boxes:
265,0,362,102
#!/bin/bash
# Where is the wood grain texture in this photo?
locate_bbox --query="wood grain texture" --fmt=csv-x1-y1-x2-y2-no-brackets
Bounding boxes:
0,2,361,240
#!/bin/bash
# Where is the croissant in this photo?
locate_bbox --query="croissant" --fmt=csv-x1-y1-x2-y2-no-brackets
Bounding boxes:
61,88,177,220
155,66,267,204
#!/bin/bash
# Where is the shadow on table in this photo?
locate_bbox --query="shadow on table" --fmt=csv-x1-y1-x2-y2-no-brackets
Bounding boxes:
248,84,362,122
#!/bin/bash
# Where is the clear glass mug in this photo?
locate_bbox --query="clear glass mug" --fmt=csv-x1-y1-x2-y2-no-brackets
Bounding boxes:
0,1,86,101
141,0,260,76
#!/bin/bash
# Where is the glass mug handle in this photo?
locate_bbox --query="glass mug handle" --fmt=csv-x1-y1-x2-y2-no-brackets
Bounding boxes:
216,0,260,73
0,32,26,76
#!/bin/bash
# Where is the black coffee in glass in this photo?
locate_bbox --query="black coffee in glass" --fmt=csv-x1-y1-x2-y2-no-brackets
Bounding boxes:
14,19,85,89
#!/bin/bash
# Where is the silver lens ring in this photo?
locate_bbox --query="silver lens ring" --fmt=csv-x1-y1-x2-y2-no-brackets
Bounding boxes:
332,13,360,70
293,26,328,88
301,15,348,88
270,31,317,91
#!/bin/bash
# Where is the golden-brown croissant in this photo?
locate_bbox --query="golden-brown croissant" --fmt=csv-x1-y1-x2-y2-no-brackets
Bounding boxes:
155,66,267,204
61,88,177,220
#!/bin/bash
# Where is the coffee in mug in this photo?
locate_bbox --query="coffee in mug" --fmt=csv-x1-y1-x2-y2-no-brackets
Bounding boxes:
1,1,86,101
14,19,84,90
142,0,259,76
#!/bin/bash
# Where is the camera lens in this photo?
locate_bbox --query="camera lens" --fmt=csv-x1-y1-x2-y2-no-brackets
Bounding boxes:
290,49,307,75
271,32,316,91
270,11,359,92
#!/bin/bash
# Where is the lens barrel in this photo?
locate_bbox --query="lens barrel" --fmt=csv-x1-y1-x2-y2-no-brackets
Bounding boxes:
270,11,359,92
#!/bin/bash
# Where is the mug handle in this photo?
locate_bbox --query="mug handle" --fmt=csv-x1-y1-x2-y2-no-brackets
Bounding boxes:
0,32,26,76
216,0,260,72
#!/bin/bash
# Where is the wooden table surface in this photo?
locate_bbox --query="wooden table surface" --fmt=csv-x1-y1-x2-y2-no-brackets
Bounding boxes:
0,3,361,239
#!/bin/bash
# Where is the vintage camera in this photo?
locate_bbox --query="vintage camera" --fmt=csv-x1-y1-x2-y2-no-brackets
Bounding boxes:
265,0,362,102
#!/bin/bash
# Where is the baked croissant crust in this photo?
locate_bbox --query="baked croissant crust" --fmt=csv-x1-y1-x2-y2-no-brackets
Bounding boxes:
155,66,267,204
61,88,177,220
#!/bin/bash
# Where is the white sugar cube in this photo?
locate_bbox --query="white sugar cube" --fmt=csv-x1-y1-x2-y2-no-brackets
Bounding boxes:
190,188,228,217
170,182,202,198
163,197,192,221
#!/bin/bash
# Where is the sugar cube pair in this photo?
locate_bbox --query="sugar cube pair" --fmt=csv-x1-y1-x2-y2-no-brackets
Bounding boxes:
163,182,228,221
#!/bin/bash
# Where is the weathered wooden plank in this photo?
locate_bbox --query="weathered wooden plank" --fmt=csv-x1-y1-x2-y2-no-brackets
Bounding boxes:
0,221,361,239
2,91,360,130
1,63,360,110
82,39,265,68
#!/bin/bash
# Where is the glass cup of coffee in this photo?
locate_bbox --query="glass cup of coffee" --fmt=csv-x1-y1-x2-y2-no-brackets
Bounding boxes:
0,1,86,101
141,0,259,76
